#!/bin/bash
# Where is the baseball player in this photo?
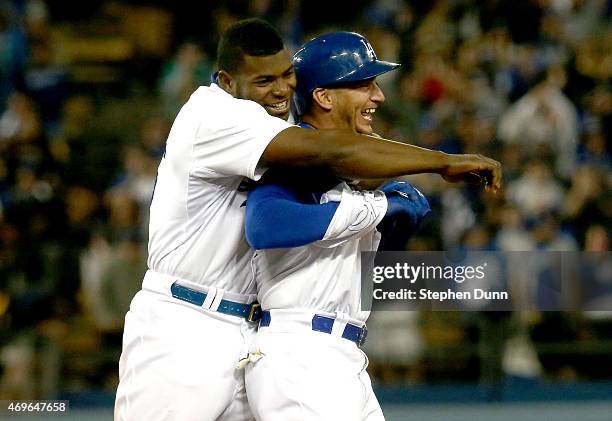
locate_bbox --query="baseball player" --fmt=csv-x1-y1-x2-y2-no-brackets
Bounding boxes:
115,18,501,421
243,32,429,420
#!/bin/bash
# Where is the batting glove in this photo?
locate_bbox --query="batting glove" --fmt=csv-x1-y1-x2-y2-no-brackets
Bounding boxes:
381,181,431,228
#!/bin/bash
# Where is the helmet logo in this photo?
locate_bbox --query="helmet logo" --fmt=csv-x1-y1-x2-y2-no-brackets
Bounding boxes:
363,39,376,61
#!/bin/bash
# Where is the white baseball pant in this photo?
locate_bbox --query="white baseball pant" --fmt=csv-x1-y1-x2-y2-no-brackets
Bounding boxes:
244,309,385,421
114,272,257,421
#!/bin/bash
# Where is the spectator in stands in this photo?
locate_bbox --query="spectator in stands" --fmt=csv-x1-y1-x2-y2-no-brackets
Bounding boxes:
498,65,579,178
159,41,212,116
495,204,536,251
0,92,42,149
21,39,68,133
507,160,565,218
0,4,27,110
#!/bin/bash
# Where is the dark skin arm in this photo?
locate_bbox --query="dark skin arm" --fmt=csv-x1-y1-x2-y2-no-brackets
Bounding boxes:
262,127,502,193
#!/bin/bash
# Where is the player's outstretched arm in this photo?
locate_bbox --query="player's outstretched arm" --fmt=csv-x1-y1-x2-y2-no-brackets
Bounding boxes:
262,127,502,193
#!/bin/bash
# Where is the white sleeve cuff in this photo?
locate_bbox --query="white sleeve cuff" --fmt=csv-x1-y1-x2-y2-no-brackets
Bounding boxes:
316,185,388,248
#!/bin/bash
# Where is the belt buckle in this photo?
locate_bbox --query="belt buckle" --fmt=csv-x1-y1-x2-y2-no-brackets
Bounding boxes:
247,302,262,322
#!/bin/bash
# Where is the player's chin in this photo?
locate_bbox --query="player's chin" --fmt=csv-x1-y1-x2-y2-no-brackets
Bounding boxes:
264,109,289,120
276,110,290,120
356,120,374,135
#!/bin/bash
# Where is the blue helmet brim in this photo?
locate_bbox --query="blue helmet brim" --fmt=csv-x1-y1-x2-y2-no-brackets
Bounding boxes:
330,60,400,86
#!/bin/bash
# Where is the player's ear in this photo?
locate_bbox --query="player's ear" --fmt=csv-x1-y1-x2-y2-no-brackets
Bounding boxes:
312,88,333,112
217,70,237,97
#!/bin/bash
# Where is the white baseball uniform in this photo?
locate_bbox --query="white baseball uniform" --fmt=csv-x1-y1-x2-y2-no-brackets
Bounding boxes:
244,180,388,421
114,83,293,421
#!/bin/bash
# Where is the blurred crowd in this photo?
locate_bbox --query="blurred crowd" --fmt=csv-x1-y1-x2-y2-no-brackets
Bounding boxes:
0,0,610,400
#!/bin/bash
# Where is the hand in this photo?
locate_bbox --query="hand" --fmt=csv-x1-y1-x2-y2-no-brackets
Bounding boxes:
441,154,502,193
380,181,431,228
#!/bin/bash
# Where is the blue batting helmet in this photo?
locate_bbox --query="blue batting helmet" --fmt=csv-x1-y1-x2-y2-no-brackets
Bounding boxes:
292,32,400,115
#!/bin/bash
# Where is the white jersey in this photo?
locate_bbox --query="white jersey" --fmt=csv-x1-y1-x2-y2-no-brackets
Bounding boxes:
252,182,388,323
147,83,293,294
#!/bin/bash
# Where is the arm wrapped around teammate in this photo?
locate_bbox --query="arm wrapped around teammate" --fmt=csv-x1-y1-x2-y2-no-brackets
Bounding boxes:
245,183,339,249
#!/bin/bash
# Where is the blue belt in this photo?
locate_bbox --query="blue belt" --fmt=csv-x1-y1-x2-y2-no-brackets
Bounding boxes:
170,282,262,322
260,310,367,347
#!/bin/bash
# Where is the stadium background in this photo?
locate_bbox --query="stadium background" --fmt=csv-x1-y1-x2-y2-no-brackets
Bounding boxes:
0,0,610,419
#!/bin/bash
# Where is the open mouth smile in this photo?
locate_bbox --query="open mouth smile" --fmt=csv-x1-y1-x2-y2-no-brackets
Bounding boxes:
361,108,376,121
265,100,289,115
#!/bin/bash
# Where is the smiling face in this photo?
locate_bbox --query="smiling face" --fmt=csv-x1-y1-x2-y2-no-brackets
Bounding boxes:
223,49,296,120
325,78,385,134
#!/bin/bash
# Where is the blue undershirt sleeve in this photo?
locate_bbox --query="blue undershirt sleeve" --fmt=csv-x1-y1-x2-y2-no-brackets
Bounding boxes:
245,183,339,249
